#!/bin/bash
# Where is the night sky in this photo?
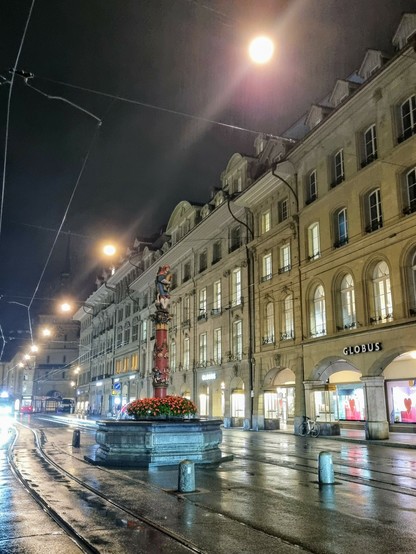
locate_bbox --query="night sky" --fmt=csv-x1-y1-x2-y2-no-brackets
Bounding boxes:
0,0,415,350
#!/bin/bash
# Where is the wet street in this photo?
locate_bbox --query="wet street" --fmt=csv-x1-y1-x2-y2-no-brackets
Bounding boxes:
1,414,416,553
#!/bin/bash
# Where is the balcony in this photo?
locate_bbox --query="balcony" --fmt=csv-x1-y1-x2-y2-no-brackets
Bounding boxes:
197,313,208,322
360,153,378,168
330,175,345,189
280,331,294,340
211,307,222,316
365,218,383,233
305,194,317,206
262,335,275,345
398,125,416,144
370,314,393,325
333,237,348,248
403,201,416,216
261,273,272,283
278,264,291,274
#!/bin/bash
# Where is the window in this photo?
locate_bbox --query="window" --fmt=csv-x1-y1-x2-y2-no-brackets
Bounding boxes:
331,149,345,187
170,340,176,370
125,303,131,318
407,250,416,316
281,294,294,340
365,188,383,233
261,253,272,282
398,94,416,143
339,274,356,329
199,250,207,273
124,322,131,344
260,210,271,234
279,243,291,273
334,208,348,247
263,302,275,344
278,198,289,222
199,333,207,366
231,268,242,306
141,320,147,341
310,285,326,337
371,261,393,323
306,170,317,204
212,280,222,315
131,353,138,370
198,288,207,319
361,124,377,167
117,326,123,347
183,296,190,323
117,308,123,323
183,262,191,283
213,328,222,365
308,223,320,260
233,320,243,360
403,168,416,215
183,337,190,370
212,241,222,264
230,226,241,252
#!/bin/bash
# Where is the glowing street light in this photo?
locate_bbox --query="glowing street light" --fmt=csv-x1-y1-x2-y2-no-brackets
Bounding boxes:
248,36,275,64
60,302,72,313
103,243,117,257
30,345,39,353
41,327,52,337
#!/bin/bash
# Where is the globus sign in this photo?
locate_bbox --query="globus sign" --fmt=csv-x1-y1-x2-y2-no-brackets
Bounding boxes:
343,342,382,356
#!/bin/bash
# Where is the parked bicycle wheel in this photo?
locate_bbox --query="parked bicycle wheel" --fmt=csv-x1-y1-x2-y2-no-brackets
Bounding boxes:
310,423,320,437
299,422,308,436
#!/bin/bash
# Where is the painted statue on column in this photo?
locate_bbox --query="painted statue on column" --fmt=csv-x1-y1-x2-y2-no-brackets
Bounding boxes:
152,265,172,397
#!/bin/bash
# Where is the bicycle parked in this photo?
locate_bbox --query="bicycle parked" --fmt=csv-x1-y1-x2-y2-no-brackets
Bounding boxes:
299,415,320,437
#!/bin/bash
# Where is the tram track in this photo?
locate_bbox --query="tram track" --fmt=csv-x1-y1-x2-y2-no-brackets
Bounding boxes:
222,435,416,496
8,420,314,554
9,422,207,554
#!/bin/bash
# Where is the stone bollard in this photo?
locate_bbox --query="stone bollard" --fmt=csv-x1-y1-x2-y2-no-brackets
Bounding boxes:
72,429,81,448
318,451,335,485
178,460,195,493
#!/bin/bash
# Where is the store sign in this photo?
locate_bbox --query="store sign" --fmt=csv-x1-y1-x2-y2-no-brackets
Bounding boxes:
202,372,216,381
343,342,382,356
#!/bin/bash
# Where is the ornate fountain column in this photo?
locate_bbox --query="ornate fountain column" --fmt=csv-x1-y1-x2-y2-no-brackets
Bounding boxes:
152,265,172,398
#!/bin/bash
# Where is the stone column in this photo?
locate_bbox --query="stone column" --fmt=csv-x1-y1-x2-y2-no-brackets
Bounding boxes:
361,376,389,440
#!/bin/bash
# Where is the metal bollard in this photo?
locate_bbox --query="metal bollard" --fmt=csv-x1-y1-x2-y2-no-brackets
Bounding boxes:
318,451,335,485
178,460,195,493
72,429,81,448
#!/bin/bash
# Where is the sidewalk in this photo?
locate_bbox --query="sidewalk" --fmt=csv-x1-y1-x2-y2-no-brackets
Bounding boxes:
275,424,416,449
67,413,416,449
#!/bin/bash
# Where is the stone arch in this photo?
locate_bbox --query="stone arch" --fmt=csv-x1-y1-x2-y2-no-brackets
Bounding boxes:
263,367,295,389
368,345,416,377
311,356,360,383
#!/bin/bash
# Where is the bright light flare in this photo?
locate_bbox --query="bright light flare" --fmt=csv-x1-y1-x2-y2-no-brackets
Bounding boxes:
103,244,117,257
41,327,52,337
30,345,39,353
248,36,275,64
60,302,72,313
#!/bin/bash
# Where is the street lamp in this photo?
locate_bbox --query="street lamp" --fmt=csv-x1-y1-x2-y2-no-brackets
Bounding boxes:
248,36,275,64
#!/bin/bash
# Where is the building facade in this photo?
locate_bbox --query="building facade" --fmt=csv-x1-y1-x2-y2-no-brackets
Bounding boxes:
74,14,416,437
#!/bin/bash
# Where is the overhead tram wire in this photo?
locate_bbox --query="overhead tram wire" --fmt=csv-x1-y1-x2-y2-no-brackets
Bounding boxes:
3,71,104,343
0,0,36,246
34,74,295,143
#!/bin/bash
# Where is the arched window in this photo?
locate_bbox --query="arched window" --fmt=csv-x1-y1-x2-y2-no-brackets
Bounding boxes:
310,285,326,337
282,294,294,340
340,274,356,329
372,261,393,323
263,302,275,344
170,340,176,371
406,250,416,316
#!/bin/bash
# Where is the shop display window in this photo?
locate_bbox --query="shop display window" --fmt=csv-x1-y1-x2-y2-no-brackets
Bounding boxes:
337,385,365,420
264,392,277,419
231,391,245,417
386,380,416,423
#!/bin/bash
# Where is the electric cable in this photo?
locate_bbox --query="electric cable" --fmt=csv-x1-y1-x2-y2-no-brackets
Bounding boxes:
0,0,36,246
